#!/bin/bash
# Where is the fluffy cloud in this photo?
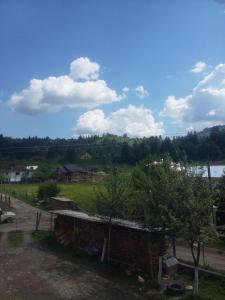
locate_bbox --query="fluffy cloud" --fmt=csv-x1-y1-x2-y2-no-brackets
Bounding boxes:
135,85,149,99
9,57,123,115
160,95,190,121
190,61,207,74
161,63,225,130
74,105,164,137
70,57,100,80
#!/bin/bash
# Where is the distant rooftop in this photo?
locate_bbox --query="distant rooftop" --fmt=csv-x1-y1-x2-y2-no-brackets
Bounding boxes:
190,165,225,178
63,164,84,172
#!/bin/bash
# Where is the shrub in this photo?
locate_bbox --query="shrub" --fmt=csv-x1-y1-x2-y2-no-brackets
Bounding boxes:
37,181,60,201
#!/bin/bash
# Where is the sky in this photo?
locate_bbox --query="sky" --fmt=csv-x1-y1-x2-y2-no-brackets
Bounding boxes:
1,0,225,138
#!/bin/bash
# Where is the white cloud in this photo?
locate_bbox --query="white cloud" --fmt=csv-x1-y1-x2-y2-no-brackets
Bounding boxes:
74,105,164,137
190,61,207,74
160,95,190,121
70,57,100,81
161,63,225,130
9,57,123,115
135,85,149,99
122,87,129,93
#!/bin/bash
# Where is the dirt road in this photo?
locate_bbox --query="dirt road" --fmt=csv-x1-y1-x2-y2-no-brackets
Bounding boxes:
0,197,144,300
0,232,144,300
0,195,51,232
175,244,225,272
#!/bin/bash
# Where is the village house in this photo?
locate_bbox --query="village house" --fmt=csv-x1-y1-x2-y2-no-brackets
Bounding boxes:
52,210,168,274
3,165,38,183
57,164,95,182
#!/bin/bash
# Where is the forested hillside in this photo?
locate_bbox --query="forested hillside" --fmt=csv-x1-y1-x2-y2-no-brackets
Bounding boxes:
0,125,225,167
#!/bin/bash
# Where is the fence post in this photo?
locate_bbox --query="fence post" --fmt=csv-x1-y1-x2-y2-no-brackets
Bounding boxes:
50,212,53,231
35,212,42,231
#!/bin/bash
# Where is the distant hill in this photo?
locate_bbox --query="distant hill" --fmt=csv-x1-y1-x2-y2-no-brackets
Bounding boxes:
197,125,225,138
1,125,225,166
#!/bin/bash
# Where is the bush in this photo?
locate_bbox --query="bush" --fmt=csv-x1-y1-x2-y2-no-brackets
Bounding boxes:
37,181,60,200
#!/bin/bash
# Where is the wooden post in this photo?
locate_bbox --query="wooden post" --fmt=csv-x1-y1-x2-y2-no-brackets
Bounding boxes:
101,238,107,263
50,213,53,231
35,212,39,230
35,212,42,231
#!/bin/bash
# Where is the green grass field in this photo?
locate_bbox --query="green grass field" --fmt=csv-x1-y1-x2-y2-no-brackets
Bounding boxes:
0,181,102,213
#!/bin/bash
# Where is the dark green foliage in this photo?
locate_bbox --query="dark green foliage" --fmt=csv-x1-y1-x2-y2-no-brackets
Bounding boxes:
37,181,60,200
95,168,129,219
131,155,182,228
32,165,56,182
215,172,225,207
1,125,225,166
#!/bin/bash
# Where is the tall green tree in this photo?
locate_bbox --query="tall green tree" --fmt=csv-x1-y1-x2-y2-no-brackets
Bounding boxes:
131,156,182,284
178,169,217,295
94,168,129,262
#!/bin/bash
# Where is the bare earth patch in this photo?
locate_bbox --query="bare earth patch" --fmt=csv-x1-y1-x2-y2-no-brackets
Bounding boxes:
0,231,143,300
0,197,144,299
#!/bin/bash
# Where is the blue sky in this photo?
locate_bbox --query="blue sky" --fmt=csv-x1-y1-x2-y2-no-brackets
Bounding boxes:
1,0,225,138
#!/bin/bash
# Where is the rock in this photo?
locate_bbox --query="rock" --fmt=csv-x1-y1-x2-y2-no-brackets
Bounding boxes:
138,275,145,283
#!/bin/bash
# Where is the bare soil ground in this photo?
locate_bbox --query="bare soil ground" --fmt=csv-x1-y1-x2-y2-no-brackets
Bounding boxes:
0,232,144,300
0,195,51,232
0,197,144,300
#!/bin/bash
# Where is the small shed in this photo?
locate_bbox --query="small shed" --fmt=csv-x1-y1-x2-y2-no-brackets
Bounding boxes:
52,210,168,274
49,197,78,211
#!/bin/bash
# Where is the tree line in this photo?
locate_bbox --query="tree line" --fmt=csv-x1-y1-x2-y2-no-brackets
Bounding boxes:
1,125,225,165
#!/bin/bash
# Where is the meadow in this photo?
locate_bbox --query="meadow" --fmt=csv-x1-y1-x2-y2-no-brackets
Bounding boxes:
0,181,102,214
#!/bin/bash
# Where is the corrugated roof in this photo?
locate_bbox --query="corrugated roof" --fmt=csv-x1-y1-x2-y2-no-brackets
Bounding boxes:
51,210,160,232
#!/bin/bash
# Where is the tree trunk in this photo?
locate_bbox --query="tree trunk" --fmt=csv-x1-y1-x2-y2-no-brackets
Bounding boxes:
157,256,163,287
107,216,112,263
101,237,107,263
190,240,201,295
157,229,165,286
171,235,176,258
202,243,206,267
194,266,199,295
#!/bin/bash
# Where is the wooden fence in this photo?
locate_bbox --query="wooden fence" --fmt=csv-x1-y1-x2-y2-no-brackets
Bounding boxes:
0,194,11,207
